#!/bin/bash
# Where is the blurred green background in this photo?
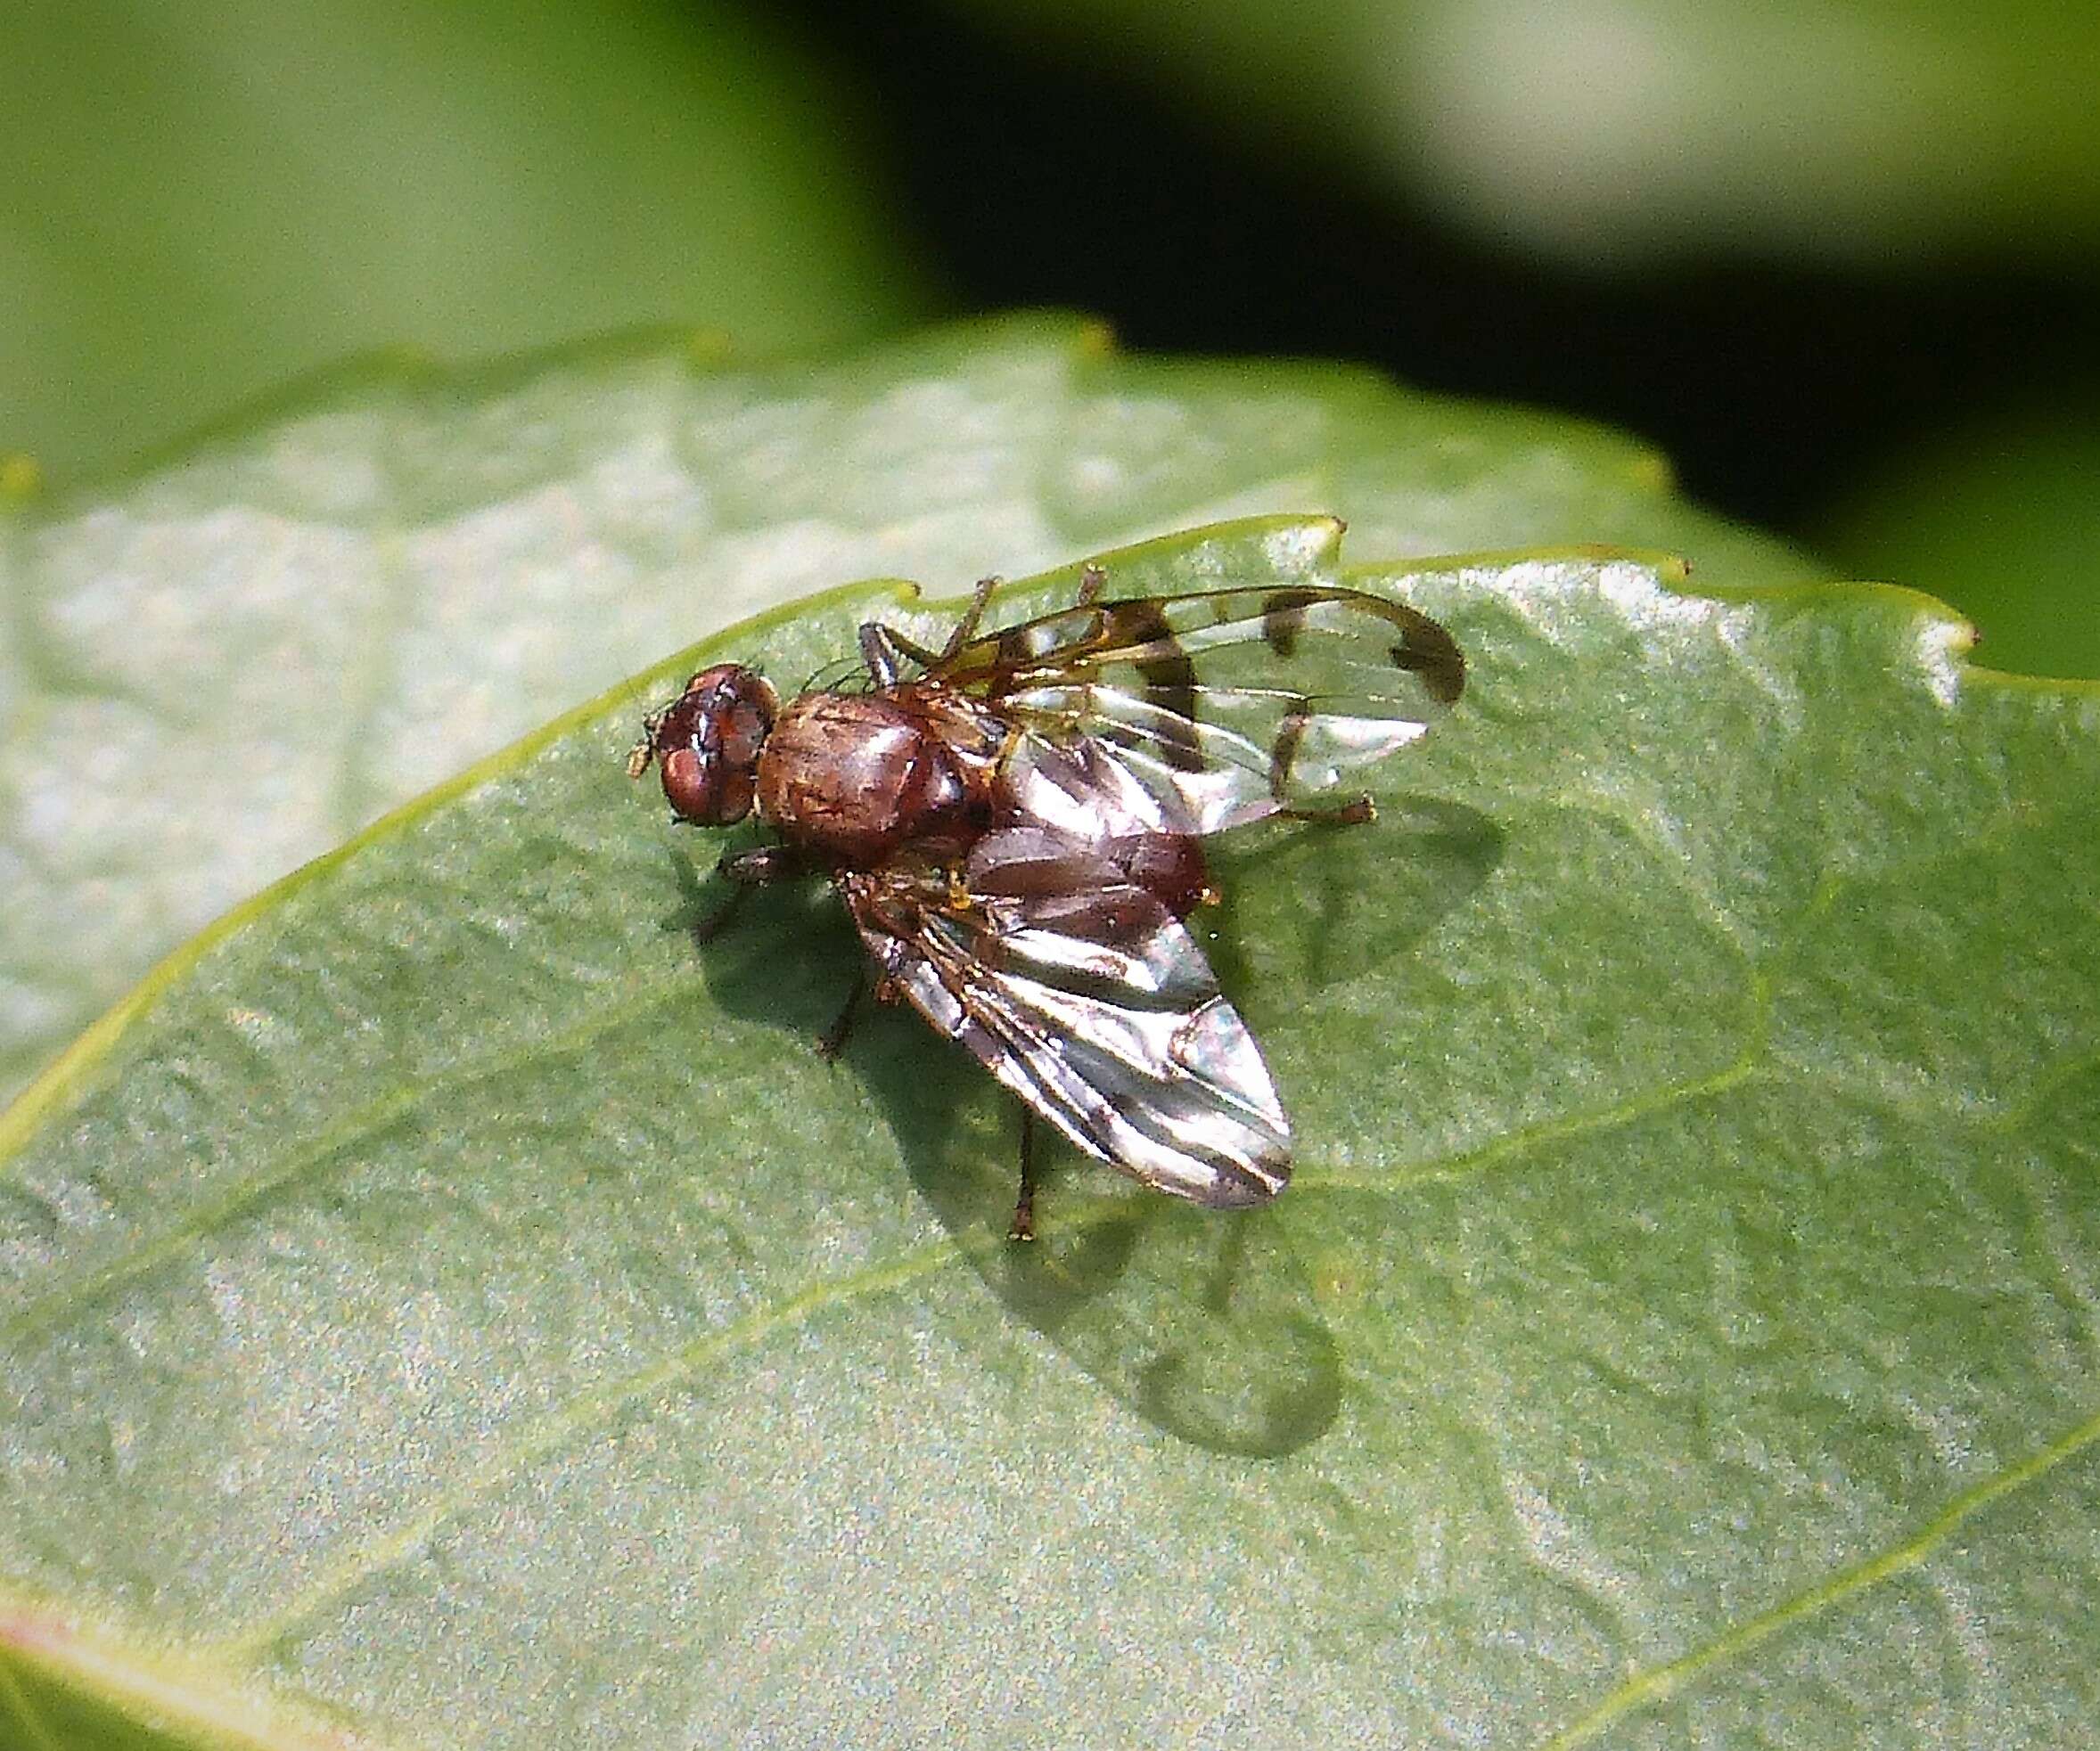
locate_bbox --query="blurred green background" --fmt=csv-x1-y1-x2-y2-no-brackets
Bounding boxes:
5,0,2097,675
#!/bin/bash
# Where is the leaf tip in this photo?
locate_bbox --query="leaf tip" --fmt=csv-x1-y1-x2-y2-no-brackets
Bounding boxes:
1918,609,1977,706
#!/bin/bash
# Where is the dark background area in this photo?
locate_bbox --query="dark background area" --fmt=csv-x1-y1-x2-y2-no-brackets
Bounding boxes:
782,0,2100,536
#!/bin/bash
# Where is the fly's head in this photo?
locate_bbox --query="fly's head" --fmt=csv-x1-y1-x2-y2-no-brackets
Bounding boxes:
628,664,781,825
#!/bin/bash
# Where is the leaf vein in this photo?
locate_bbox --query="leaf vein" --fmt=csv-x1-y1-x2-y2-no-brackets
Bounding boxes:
1302,1062,1765,1193
1539,1404,2100,1748
1,972,710,1344
212,1236,958,1663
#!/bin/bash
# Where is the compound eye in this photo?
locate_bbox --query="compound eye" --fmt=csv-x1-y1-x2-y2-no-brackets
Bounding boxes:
647,664,778,824
660,747,749,824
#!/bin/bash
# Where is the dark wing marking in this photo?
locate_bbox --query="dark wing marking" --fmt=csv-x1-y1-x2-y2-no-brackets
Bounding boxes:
931,585,1464,834
842,830,1291,1207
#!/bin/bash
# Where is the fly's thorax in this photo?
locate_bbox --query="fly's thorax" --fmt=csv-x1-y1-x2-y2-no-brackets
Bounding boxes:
755,689,996,864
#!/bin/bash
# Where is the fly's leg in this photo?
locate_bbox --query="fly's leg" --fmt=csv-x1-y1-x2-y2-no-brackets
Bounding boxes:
1075,563,1106,606
857,576,1002,685
702,848,864,1062
939,576,1000,662
816,964,865,1061
690,883,751,945
695,843,805,940
718,844,806,885
1008,1110,1038,1243
858,621,925,688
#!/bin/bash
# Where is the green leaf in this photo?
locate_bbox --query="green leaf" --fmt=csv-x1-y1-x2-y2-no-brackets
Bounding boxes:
0,313,1809,1109
7,481,2100,1742
0,0,929,485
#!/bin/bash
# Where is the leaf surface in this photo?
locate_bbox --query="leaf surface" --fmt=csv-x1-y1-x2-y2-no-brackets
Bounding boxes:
6,353,2100,1750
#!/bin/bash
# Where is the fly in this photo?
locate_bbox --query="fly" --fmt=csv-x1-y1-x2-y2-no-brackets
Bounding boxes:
628,560,1465,1239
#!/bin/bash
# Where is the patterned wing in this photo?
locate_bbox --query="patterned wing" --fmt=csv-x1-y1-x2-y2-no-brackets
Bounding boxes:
931,584,1465,834
842,825,1291,1207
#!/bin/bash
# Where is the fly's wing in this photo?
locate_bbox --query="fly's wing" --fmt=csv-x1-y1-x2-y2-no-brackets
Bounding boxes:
931,585,1465,834
843,830,1291,1207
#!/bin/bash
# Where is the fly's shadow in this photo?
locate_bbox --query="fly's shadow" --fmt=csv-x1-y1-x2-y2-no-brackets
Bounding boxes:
1205,794,1505,1001
663,796,1500,1461
931,1174,1346,1461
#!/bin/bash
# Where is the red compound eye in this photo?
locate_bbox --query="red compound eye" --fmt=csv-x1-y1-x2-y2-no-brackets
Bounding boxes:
645,664,779,824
